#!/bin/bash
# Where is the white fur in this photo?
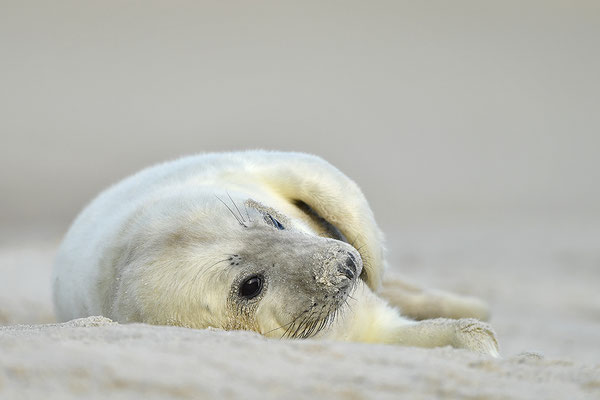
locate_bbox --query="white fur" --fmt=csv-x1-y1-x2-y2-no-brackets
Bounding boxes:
53,150,498,356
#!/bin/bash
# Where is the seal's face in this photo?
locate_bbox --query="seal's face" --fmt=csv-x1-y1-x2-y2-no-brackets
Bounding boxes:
126,192,362,337
220,198,363,338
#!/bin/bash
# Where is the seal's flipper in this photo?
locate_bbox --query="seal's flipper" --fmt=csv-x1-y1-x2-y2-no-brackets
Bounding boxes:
380,277,491,321
245,151,385,290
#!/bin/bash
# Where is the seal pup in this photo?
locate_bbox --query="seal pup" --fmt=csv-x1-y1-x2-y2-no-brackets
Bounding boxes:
53,151,499,356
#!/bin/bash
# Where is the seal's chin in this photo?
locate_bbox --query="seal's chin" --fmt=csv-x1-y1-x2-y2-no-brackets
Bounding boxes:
262,284,356,340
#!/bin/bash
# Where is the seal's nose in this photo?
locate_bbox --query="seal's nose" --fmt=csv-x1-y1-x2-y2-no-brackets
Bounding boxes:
338,252,357,280
346,253,357,274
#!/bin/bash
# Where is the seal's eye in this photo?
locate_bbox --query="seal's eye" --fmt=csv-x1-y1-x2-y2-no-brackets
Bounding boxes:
239,275,263,299
266,214,285,230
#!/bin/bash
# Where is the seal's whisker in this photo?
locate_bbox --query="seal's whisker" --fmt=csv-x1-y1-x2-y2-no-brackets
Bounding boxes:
298,304,339,339
290,311,315,339
314,312,330,335
281,309,310,339
283,320,300,339
243,202,252,223
349,234,365,251
344,298,353,310
310,314,328,338
215,195,246,227
299,318,314,338
289,315,309,339
226,192,247,224
193,257,231,282
263,311,305,336
208,258,232,267
281,319,295,339
301,314,321,338
317,317,329,337
356,243,370,254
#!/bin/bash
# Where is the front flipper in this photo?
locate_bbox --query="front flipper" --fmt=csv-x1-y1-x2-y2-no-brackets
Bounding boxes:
333,283,499,357
393,318,500,357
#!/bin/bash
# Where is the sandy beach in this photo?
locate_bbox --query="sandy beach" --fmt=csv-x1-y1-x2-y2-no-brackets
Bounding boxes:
1,220,598,399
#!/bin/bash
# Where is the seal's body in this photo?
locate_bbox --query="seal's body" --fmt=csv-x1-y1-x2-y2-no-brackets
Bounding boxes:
53,151,498,356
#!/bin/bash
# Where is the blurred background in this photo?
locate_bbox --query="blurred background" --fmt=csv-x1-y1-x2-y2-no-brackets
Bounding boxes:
2,0,599,233
1,1,599,361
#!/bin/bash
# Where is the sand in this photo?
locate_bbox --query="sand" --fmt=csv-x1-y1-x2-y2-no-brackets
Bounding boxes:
1,220,599,399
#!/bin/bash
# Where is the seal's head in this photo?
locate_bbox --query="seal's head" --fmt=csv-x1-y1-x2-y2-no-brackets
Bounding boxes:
221,196,363,338
115,191,363,339
225,217,362,338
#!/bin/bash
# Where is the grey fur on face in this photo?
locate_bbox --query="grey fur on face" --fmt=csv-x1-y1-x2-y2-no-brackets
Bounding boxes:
223,199,363,338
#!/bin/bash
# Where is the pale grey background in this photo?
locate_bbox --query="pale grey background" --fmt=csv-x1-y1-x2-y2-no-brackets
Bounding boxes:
2,0,599,234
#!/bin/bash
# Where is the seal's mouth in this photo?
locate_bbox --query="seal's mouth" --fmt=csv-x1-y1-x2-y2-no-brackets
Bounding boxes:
278,303,342,339
274,277,356,340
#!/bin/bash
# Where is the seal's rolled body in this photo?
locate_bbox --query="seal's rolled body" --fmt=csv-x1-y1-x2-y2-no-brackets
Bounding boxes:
53,151,382,338
53,151,499,356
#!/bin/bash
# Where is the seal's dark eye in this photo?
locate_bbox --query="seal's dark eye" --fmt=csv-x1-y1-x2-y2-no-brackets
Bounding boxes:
266,214,285,230
239,275,263,299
